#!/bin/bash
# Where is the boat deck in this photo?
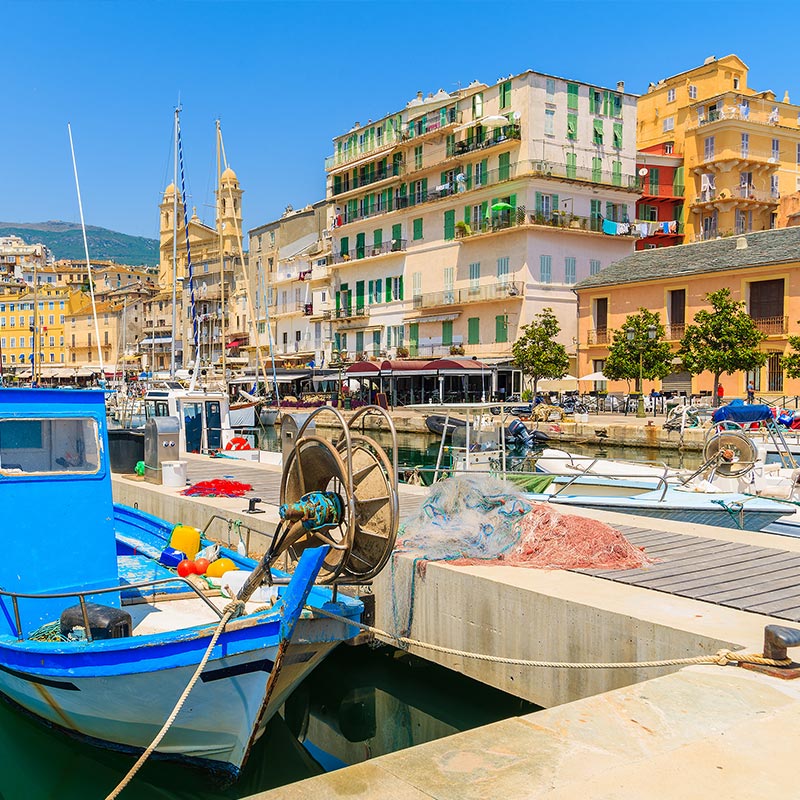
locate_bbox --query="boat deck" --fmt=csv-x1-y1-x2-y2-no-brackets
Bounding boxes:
579,523,800,623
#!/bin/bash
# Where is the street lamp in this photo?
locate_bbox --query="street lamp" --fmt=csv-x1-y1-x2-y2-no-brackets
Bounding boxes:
627,324,657,418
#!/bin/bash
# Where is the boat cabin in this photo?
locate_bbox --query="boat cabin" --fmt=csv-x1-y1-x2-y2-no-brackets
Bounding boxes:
0,388,119,637
144,382,234,454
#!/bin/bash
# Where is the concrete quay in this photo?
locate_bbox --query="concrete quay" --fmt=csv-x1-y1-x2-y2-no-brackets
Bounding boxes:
112,456,800,797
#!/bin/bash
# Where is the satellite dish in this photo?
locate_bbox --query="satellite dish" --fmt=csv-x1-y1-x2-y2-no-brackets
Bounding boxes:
512,111,521,121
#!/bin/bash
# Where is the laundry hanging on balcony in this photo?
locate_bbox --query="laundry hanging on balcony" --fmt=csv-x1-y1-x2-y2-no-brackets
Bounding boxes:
601,218,631,235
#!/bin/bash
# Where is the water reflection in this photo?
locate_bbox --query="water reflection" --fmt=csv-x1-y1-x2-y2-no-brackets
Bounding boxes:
0,644,535,800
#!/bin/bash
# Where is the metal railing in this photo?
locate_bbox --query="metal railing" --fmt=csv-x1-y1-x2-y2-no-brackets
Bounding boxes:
332,239,407,264
529,160,640,190
404,108,462,139
700,148,780,165
752,315,788,335
665,324,685,341
640,183,685,198
326,130,402,171
332,161,405,196
0,577,225,642
587,328,610,344
452,124,521,156
686,99,785,132
328,305,368,320
410,280,523,311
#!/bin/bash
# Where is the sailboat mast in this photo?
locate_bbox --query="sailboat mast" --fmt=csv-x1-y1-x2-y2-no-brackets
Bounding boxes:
170,107,179,378
217,120,226,381
67,122,104,384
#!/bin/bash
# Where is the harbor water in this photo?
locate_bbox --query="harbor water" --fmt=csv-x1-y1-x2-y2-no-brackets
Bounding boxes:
0,643,536,799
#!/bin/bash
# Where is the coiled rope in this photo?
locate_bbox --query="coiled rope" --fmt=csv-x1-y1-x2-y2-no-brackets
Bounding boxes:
104,600,245,800
308,605,791,670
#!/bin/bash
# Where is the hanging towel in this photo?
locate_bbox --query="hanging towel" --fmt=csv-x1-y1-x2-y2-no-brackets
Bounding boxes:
660,221,670,233
637,222,649,237
617,222,630,235
602,219,617,235
667,220,677,233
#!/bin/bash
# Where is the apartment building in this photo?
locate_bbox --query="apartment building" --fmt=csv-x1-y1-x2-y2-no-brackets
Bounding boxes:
637,54,800,243
0,235,50,282
324,70,640,369
248,202,332,368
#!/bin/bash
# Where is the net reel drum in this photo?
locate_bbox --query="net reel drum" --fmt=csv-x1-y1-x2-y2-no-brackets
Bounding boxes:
702,429,758,478
272,405,399,584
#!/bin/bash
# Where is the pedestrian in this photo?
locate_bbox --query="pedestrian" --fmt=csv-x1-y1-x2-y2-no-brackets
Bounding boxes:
747,381,755,403
717,383,725,406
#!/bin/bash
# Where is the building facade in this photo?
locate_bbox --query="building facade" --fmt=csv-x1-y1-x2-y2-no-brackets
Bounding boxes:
323,70,641,372
637,55,800,243
575,227,800,399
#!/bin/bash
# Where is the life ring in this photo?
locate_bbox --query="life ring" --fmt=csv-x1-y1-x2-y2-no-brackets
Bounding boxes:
225,436,252,451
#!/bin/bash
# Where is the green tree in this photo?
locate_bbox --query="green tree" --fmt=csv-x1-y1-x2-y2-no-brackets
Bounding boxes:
603,308,673,392
782,327,800,378
512,308,569,400
679,287,766,405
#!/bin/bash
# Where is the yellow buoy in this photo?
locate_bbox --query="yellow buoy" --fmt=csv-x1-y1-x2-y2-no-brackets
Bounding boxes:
169,525,201,560
206,557,237,578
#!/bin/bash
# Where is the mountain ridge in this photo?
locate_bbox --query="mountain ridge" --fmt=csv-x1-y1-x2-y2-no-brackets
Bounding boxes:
0,221,159,267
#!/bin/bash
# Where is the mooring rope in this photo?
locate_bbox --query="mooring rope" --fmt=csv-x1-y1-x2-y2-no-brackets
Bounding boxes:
104,601,244,800
308,605,791,670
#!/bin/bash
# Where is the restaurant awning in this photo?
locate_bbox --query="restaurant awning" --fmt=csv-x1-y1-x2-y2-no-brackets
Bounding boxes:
346,362,380,375
380,359,437,376
427,358,489,372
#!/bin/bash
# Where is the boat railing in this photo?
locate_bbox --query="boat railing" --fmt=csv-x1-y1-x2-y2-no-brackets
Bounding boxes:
547,463,672,502
0,576,226,642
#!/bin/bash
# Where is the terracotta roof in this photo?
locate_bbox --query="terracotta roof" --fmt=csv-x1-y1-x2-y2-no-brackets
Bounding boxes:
575,227,800,291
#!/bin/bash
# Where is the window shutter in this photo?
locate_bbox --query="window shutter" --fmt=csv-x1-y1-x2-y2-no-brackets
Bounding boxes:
566,152,576,178
442,320,453,346
480,201,488,225
468,317,480,344
413,218,423,240
368,280,374,304
444,209,455,240
592,156,602,182
567,83,579,110
355,232,366,259
593,119,604,144
535,192,543,214
373,228,382,248
398,275,404,300
498,152,510,181
590,199,601,218
495,314,508,343
375,278,382,303
606,201,614,219
673,166,684,195
340,236,349,256
567,114,577,140
552,194,559,214
613,122,622,148
385,279,392,303
464,206,471,224
465,163,472,190
421,178,428,197
392,223,402,243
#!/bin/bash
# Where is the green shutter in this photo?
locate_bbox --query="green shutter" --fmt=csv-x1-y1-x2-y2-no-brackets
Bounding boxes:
398,275,404,300
592,157,602,182
468,317,480,345
495,314,508,344
464,206,471,224
373,228,382,248
552,194,559,215
498,152,510,181
589,89,597,115
593,119,603,144
567,114,577,140
446,133,455,157
373,329,381,352
333,175,342,195
444,209,455,240
535,192,543,214
385,279,392,303
465,163,472,190
566,152,577,179
368,279,374,304
421,177,428,197
567,83,579,110
409,323,418,356
591,199,601,217
440,171,447,187
356,281,365,311
340,236,349,257
603,90,611,116
480,159,488,181
413,218,423,240
355,232,365,259
673,166,684,196
612,161,622,187
480,201,488,228
606,201,614,219
613,121,623,148
442,320,453,346
392,223,402,243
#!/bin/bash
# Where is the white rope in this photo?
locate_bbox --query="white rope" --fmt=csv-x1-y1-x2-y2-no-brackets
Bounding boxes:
104,601,244,799
308,605,790,670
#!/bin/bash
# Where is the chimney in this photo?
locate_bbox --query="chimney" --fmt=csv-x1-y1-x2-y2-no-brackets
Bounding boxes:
735,237,748,250
617,81,625,92
417,91,423,100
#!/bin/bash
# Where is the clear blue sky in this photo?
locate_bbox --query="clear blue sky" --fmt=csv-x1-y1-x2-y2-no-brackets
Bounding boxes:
3,0,797,242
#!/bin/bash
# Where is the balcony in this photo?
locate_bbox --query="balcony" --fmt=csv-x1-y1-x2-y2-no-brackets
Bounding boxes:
686,97,785,132
665,324,685,341
275,301,309,316
332,161,405,197
640,183,685,199
695,148,779,173
310,264,331,282
332,239,407,265
638,221,685,237
327,305,369,321
586,328,610,345
529,160,640,191
452,124,521,156
752,315,788,335
691,186,779,211
403,108,463,142
326,128,402,171
409,281,524,312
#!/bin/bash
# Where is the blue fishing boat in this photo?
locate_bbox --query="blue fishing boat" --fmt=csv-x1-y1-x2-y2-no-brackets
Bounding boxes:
0,389,397,780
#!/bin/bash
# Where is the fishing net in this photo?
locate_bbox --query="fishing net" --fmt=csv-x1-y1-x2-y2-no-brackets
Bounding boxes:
391,474,654,636
181,479,253,498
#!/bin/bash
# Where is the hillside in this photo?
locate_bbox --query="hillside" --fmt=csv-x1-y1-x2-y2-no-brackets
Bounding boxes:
0,221,159,267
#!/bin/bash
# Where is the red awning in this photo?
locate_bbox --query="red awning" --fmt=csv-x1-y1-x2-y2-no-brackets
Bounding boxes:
426,358,488,371
380,359,437,376
345,362,380,375
226,339,243,349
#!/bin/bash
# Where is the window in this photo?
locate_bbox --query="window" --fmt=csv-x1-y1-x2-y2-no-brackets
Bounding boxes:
0,418,100,476
443,210,455,241
772,138,780,160
589,88,603,115
797,143,800,165
749,278,784,321
640,205,658,222
613,122,622,149
689,84,697,99
567,83,579,110
472,92,483,120
591,156,602,183
771,173,780,198
589,259,601,275
412,218,424,241
733,76,740,90
414,145,423,170
593,119,603,145
566,113,577,140
469,262,480,291
612,160,622,186
495,314,508,343
565,257,576,284
662,116,675,132
468,317,480,345
498,152,510,181
544,108,555,136
499,80,512,109
566,152,577,179
768,352,784,392
539,255,552,283
704,136,715,161
741,132,749,157
667,88,676,102
545,78,555,99
496,257,509,285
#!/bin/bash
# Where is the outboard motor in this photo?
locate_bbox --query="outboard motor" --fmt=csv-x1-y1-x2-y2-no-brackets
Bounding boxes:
508,418,537,447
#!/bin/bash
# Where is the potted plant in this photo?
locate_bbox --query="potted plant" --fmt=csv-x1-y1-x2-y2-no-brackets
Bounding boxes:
455,220,472,238
396,345,409,358
449,344,465,355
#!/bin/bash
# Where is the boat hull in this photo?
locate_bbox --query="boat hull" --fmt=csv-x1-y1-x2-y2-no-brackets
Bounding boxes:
0,618,342,777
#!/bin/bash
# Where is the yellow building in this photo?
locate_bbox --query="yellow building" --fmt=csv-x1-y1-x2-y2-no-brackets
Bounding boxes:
638,55,800,242
156,168,243,369
0,285,81,378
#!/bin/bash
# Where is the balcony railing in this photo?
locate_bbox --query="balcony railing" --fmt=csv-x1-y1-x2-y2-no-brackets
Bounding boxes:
693,187,780,206
700,148,779,166
452,124,521,156
332,161,405,196
752,315,788,335
640,183,685,198
410,281,523,311
640,221,685,236
665,324,685,341
404,108,462,139
326,129,402,171
686,98,785,132
275,301,309,315
529,160,640,190
329,305,368,321
587,328,610,344
410,341,514,358
332,239,407,264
